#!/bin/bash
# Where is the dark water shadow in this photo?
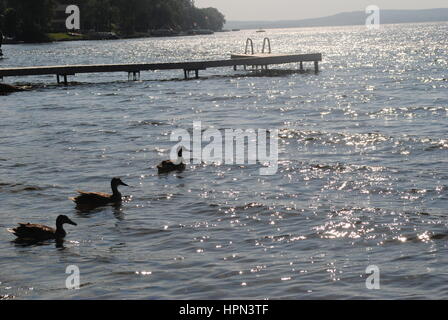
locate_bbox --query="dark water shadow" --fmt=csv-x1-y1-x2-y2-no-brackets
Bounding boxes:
156,169,186,178
112,204,126,221
162,68,313,82
74,202,126,220
0,181,55,194
244,68,314,77
1,68,315,92
11,238,66,249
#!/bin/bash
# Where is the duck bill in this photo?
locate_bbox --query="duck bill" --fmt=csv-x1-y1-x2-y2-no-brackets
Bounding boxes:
67,219,77,226
120,182,129,187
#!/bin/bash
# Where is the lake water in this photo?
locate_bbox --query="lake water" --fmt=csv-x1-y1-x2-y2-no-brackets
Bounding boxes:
0,22,447,300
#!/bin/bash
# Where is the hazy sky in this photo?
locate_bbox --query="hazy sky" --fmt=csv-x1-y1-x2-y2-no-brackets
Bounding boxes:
195,0,448,21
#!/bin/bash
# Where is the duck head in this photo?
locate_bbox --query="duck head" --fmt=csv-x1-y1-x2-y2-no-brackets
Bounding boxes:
111,177,129,188
56,215,77,227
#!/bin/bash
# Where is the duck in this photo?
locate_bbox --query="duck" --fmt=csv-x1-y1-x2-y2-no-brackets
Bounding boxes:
70,177,129,208
157,148,186,174
7,215,77,241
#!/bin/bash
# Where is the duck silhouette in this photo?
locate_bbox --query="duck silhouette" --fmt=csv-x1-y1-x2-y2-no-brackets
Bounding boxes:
157,148,186,174
8,215,77,241
70,177,129,209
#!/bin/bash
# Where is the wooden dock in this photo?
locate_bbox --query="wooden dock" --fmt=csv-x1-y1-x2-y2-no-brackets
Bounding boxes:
230,53,320,72
0,53,322,84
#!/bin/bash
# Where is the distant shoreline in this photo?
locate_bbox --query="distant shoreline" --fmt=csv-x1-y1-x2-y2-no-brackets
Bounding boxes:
2,30,230,45
225,8,448,30
3,17,447,45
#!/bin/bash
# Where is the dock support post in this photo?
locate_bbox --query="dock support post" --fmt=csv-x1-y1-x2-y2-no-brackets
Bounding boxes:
314,61,319,73
300,61,304,71
183,70,199,80
128,71,140,81
56,74,68,85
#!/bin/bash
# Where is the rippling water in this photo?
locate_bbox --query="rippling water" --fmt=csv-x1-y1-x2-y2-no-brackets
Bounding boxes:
0,22,447,300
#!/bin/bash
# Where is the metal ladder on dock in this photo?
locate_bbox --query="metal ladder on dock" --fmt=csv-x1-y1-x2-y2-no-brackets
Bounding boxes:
261,37,271,54
245,38,255,55
239,38,272,71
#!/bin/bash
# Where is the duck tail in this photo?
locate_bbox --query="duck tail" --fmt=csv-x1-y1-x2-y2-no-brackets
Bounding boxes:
6,228,16,234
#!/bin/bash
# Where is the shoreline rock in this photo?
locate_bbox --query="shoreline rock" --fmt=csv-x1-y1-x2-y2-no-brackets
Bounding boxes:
0,83,26,94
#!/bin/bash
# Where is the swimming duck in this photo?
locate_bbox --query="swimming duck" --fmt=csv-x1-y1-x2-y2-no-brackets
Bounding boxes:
157,148,186,174
7,215,77,241
70,177,129,208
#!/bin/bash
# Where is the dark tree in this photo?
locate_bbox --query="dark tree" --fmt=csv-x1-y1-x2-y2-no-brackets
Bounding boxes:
0,0,226,41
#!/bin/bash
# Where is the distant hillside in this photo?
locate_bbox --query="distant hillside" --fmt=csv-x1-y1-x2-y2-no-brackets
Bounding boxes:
225,8,448,30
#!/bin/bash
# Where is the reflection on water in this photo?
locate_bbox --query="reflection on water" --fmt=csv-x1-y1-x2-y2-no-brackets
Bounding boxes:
11,238,66,249
0,22,447,299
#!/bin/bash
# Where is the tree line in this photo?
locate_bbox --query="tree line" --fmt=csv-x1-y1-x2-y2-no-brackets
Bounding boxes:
0,0,226,42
